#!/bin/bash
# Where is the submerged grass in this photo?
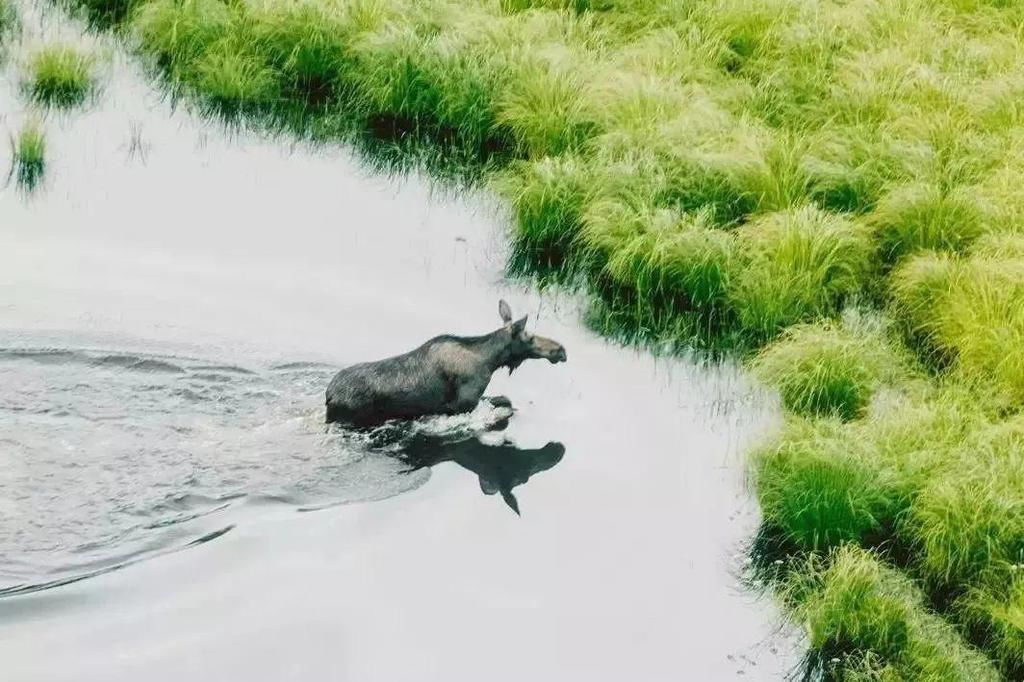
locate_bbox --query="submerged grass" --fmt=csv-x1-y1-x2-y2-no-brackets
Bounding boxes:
47,0,1024,674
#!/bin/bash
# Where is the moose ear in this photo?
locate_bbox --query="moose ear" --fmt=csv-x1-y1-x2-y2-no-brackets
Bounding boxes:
510,315,528,335
498,299,513,324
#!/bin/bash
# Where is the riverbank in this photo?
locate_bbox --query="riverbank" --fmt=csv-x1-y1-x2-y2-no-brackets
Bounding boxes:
7,0,1024,676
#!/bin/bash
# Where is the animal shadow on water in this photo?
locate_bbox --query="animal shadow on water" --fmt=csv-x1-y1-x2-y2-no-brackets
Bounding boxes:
397,432,565,516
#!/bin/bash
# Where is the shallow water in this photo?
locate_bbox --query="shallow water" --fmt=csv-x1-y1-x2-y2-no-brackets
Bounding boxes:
0,3,797,679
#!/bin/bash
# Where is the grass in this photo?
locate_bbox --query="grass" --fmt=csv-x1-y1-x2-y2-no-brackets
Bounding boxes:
11,119,45,189
892,236,1024,402
752,311,907,421
23,44,97,107
42,0,1024,675
729,205,873,343
961,577,1024,678
754,417,902,551
790,545,999,680
0,0,13,39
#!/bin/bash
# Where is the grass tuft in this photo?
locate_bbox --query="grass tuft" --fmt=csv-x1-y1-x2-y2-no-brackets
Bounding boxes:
871,183,991,265
792,546,999,680
11,119,45,189
190,42,278,113
960,576,1024,678
753,312,907,421
23,45,97,108
908,415,1024,590
496,154,594,274
893,245,1024,401
729,205,873,343
754,418,900,551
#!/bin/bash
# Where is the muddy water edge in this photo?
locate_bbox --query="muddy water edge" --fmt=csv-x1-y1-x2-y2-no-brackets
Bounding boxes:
0,2,798,679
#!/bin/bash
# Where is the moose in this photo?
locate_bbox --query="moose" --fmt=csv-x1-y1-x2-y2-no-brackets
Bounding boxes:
325,300,567,427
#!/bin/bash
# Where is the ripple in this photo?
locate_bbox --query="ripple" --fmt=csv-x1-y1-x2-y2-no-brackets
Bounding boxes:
0,344,426,594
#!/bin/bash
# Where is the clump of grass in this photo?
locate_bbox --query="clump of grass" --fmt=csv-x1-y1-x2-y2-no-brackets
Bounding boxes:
892,242,1024,401
11,119,46,189
249,0,355,106
959,576,1024,678
496,154,594,273
871,183,991,265
497,49,598,156
791,545,999,680
753,383,992,554
23,45,97,108
190,42,278,113
729,205,873,343
754,418,900,551
752,312,907,420
132,0,233,68
889,250,958,345
908,415,1024,591
600,207,735,309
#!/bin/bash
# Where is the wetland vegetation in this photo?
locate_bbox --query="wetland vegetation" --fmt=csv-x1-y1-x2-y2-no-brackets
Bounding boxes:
22,43,97,107
11,118,45,188
11,0,1024,676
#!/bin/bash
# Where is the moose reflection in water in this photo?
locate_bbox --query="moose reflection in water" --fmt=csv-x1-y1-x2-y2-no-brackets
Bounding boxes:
399,433,565,515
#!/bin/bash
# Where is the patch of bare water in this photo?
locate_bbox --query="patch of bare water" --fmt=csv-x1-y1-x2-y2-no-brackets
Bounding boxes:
0,2,799,679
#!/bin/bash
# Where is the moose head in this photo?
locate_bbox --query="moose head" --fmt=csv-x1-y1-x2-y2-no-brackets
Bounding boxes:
497,299,567,373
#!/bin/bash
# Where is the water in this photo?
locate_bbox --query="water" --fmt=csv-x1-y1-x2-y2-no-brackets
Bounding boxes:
0,3,798,679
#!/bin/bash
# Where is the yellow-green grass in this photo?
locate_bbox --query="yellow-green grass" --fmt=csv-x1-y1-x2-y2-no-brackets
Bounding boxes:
791,546,999,681
53,0,1024,674
729,205,873,343
12,119,45,189
752,312,908,421
23,45,97,107
0,0,13,38
960,576,1024,678
755,384,1024,675
892,236,1024,402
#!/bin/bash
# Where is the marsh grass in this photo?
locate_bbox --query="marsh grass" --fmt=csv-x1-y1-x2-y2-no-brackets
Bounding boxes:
11,119,45,189
729,205,873,343
892,241,1024,401
23,44,97,108
753,312,907,420
54,0,1024,673
0,0,14,40
791,546,999,680
960,577,1024,678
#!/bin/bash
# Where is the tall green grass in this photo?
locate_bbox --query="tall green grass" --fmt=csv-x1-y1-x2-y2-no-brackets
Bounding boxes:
11,118,46,189
753,311,907,420
729,205,872,343
791,546,999,680
23,44,97,107
0,0,13,40
53,0,1024,674
892,237,1024,402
